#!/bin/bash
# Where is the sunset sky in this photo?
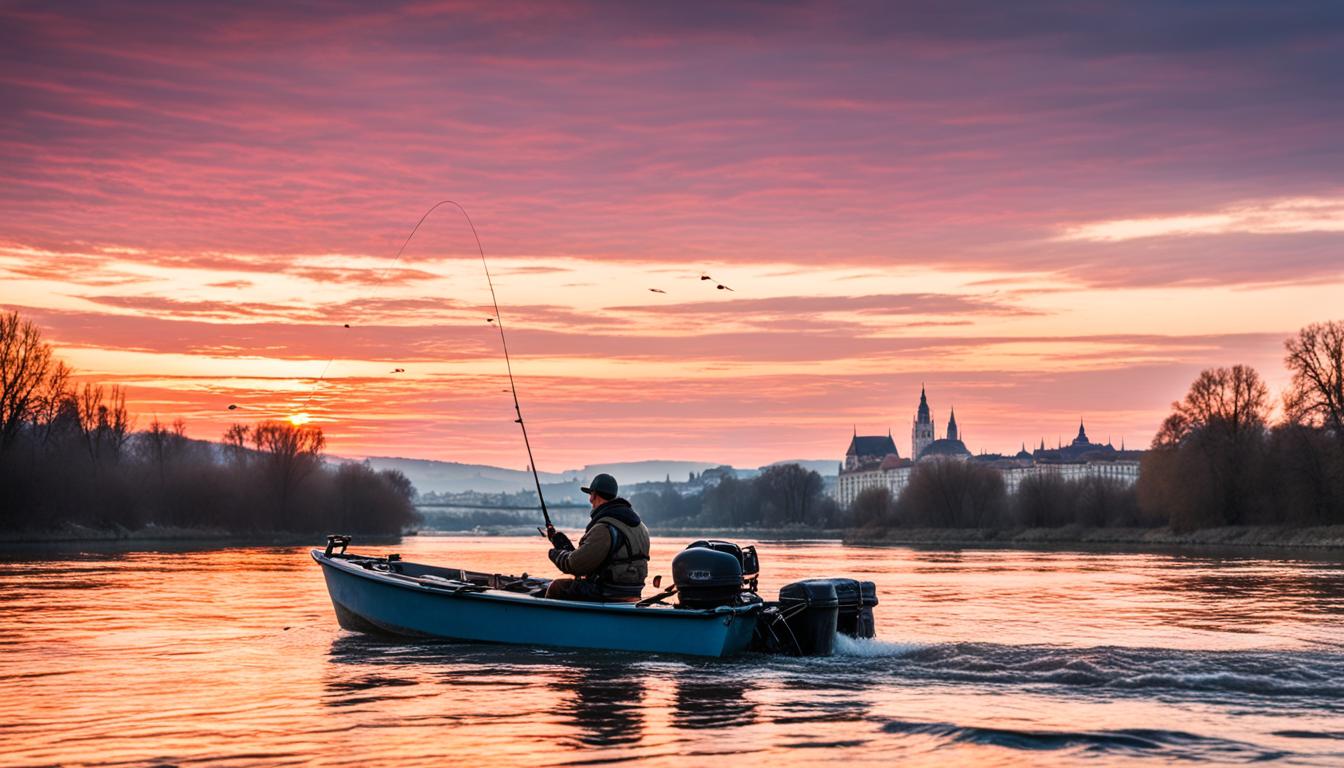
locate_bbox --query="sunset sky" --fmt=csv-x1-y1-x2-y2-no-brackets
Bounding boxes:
3,2,1342,470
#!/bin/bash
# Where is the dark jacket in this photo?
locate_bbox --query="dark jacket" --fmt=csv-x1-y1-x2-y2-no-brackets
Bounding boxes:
550,498,651,598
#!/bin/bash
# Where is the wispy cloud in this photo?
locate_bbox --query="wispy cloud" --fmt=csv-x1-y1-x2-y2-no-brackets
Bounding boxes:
3,1,1343,464
1056,196,1344,243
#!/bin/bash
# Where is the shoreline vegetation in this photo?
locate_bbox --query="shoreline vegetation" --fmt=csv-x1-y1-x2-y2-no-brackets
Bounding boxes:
0,311,417,540
5,311,1344,557
846,524,1344,551
0,522,404,547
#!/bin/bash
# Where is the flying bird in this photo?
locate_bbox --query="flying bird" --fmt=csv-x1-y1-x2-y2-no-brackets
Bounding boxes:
717,284,735,292
392,368,405,373
227,404,238,410
343,323,350,328
486,317,495,323
648,288,666,294
699,274,712,281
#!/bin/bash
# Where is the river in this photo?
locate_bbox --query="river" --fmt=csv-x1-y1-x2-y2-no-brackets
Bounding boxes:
2,536,1342,766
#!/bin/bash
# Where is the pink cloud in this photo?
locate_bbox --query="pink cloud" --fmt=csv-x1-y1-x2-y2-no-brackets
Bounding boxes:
3,2,1341,464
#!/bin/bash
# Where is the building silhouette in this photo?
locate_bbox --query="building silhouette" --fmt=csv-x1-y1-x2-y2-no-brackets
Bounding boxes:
911,386,935,460
834,388,1142,507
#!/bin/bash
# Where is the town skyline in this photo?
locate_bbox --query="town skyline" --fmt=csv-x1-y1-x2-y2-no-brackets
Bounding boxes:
4,3,1341,468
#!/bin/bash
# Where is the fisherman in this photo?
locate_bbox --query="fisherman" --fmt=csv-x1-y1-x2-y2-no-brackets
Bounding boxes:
545,473,651,602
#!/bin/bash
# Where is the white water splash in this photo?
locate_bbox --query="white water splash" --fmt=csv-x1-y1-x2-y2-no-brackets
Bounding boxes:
832,633,925,658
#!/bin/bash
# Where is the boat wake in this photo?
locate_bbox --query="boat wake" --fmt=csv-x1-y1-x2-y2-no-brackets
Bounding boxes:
879,719,1289,760
796,638,1344,711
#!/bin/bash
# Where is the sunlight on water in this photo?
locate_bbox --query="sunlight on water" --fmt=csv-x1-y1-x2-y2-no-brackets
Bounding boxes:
2,536,1343,766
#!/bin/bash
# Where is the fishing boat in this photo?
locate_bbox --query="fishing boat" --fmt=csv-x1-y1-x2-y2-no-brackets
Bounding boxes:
313,535,878,658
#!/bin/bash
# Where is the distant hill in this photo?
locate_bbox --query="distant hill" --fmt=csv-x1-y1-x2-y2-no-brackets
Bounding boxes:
357,457,746,495
764,459,840,477
343,456,839,495
564,460,725,485
358,456,566,494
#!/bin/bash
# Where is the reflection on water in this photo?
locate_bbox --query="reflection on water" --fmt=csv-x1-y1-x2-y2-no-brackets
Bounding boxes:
2,537,1344,766
673,672,756,730
552,664,646,747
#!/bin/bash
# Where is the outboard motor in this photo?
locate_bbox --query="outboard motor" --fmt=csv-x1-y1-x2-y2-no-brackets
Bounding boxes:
672,547,744,608
824,578,862,638
814,578,877,639
685,540,760,591
777,579,839,656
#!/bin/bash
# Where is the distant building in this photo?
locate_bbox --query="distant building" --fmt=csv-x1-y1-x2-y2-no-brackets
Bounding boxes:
843,432,898,471
833,390,1144,508
919,407,972,461
911,386,935,459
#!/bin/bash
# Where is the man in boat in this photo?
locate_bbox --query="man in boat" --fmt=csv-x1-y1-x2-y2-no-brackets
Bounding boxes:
545,473,651,602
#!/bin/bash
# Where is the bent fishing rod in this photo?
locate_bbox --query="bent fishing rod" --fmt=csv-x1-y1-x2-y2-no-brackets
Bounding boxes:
306,200,554,537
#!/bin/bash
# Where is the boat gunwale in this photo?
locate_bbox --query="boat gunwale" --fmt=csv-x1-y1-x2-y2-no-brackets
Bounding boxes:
311,549,761,619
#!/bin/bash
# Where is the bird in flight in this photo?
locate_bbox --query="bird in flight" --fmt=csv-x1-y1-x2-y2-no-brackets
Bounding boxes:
343,323,350,328
700,274,712,281
717,284,735,292
648,288,666,294
392,368,405,373
227,404,238,410
486,317,495,323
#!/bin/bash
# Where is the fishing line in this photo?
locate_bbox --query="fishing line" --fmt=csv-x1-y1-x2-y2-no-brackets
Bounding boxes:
297,200,553,534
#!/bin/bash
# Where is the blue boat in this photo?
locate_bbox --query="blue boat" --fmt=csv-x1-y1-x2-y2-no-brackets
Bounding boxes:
311,545,762,658
314,536,880,657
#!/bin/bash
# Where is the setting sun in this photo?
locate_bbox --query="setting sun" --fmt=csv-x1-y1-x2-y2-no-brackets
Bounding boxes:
288,412,311,426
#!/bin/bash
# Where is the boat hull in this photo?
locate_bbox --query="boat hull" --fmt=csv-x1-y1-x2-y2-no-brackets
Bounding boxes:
312,550,760,657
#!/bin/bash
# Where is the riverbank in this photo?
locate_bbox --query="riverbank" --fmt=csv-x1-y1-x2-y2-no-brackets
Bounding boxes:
8,522,1343,555
0,523,403,548
845,524,1344,552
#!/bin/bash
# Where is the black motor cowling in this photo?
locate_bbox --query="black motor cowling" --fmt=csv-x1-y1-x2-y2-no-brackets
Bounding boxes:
685,540,759,589
815,578,879,639
672,547,743,608
777,579,839,656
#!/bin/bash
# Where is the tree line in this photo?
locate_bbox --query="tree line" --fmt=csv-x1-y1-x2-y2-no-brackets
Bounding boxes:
851,321,1344,532
631,463,845,529
0,311,418,536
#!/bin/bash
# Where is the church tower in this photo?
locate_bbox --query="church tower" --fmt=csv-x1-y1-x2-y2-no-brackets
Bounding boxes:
1071,419,1090,448
947,407,959,442
912,385,934,459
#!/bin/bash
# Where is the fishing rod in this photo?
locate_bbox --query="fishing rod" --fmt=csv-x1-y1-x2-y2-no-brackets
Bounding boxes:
444,201,556,539
301,200,554,537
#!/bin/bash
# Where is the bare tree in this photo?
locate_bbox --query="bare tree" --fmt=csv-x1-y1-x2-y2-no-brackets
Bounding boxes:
1153,365,1269,446
30,360,73,447
701,476,761,526
143,417,190,481
75,383,133,465
755,463,825,526
896,459,1007,528
1144,365,1271,528
1284,320,1344,439
252,421,326,526
222,423,251,466
1013,472,1074,527
849,486,893,529
0,311,54,451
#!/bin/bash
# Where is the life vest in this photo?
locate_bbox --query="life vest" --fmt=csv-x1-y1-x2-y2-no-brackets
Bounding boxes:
582,504,650,598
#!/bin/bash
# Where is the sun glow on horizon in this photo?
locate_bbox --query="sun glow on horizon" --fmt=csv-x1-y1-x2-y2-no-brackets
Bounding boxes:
288,412,311,426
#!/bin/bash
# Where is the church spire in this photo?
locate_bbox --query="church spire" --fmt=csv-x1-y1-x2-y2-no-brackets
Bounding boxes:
947,406,959,442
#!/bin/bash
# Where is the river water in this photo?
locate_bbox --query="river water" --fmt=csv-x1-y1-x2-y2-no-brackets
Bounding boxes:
2,536,1342,767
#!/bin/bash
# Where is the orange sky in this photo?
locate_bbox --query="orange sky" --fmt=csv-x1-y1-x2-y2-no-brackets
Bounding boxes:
3,3,1342,469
